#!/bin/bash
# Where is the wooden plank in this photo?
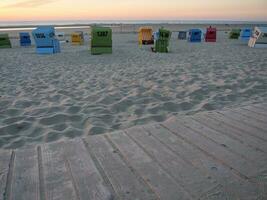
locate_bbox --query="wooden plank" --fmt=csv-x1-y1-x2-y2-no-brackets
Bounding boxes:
107,131,192,200
84,135,157,200
126,127,227,200
234,108,267,124
63,138,112,200
229,108,267,129
246,105,267,116
193,112,267,153
253,104,267,112
0,150,12,200
240,107,267,122
222,108,267,131
41,141,77,200
208,111,267,142
11,147,40,200
144,124,263,200
219,110,267,140
162,117,259,178
184,116,267,168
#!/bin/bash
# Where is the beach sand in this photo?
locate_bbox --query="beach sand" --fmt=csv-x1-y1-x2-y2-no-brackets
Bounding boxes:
0,25,267,149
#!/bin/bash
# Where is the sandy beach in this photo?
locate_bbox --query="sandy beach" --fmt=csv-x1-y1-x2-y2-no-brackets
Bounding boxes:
0,24,267,149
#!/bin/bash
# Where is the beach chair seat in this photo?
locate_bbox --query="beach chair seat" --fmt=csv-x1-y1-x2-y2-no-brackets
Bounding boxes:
188,29,202,42
139,27,154,45
0,34,11,48
91,26,112,55
152,28,171,53
178,31,187,40
32,26,60,54
229,29,241,39
241,28,252,41
19,32,31,47
205,26,216,42
71,31,84,45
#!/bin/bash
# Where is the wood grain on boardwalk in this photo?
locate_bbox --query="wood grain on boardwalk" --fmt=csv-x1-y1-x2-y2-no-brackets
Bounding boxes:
0,104,266,200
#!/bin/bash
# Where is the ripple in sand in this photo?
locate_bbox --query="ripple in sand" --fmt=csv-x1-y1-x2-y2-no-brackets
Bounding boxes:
5,138,26,149
0,121,31,135
0,100,11,108
45,131,62,142
39,114,83,126
87,126,110,135
14,99,39,109
3,108,23,117
66,106,82,114
51,123,68,132
2,116,25,125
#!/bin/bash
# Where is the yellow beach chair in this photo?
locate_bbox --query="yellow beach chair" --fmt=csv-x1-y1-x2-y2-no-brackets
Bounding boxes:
71,31,84,45
138,27,154,45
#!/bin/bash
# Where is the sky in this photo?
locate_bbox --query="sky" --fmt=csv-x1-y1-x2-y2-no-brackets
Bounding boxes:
0,0,267,21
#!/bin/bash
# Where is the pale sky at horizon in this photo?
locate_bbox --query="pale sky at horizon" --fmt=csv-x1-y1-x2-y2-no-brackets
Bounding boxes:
0,0,267,21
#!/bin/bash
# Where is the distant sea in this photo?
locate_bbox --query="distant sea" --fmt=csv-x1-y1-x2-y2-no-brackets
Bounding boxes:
0,20,267,27
0,20,266,32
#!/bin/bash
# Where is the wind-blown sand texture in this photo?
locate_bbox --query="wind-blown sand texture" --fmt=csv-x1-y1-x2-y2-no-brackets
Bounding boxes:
0,30,267,149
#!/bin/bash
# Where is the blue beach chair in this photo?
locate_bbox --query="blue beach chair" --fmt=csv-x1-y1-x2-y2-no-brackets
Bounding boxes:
188,29,202,42
241,28,252,41
19,32,31,46
32,26,60,54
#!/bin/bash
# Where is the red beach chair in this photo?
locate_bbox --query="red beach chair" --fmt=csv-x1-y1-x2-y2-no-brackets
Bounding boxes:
205,26,217,42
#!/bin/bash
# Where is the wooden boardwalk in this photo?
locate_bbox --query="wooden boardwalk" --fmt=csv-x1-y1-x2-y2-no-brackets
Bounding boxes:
0,104,266,200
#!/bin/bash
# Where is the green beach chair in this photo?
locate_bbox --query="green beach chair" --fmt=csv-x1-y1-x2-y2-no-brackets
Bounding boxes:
0,34,11,48
229,29,241,39
152,28,171,53
91,26,112,55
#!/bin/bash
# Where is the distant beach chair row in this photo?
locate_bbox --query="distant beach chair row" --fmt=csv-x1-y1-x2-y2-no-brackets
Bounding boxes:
1,26,267,53
139,26,267,50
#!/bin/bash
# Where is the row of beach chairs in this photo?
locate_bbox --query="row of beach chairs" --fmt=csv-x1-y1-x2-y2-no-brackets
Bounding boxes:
139,26,267,49
0,26,112,54
1,26,267,54
139,27,255,43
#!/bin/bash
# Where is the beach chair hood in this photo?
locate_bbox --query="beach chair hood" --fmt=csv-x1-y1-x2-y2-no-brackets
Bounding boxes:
71,31,84,45
248,26,267,48
19,32,31,46
152,28,172,53
91,26,112,54
205,26,216,42
229,29,241,39
241,28,252,41
138,27,154,45
188,29,202,42
0,34,12,48
178,31,187,40
32,26,60,54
